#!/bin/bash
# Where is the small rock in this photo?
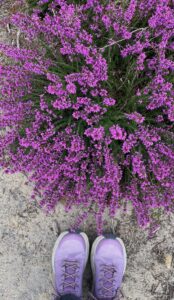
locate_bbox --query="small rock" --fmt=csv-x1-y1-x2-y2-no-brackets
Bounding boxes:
164,254,173,269
10,216,19,228
38,293,49,300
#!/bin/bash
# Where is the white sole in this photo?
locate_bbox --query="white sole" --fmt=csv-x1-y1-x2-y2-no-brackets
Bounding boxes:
91,235,127,277
52,231,90,274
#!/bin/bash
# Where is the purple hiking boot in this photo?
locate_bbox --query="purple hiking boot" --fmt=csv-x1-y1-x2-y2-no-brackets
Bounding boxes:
91,235,127,300
52,231,89,298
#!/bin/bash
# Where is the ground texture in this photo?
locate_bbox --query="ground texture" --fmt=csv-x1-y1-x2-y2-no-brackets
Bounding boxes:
0,1,174,299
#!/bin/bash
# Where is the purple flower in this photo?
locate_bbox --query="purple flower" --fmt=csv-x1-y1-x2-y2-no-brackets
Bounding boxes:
85,126,105,141
168,106,174,122
109,125,127,140
103,97,116,106
66,83,76,94
122,134,137,153
125,112,145,124
132,152,147,179
156,115,164,123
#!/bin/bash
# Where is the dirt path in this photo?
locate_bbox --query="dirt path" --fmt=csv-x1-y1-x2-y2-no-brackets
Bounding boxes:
0,171,174,300
0,2,174,299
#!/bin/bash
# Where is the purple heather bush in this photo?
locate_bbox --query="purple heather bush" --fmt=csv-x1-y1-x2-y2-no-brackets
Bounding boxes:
0,0,174,232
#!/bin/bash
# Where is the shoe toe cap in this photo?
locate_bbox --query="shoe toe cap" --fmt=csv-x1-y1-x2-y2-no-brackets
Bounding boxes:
96,238,125,259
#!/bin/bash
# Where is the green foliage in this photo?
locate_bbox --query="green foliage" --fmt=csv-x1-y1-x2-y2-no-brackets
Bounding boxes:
26,0,52,14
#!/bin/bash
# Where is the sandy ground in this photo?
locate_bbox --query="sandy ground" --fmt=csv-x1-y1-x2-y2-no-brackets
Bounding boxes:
0,1,174,299
0,171,174,300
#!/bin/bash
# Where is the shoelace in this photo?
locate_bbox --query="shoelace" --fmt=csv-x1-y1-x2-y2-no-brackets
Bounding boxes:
99,265,117,298
62,260,79,292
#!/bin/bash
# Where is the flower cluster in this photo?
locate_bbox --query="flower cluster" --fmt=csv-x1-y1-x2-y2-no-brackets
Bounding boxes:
0,0,174,232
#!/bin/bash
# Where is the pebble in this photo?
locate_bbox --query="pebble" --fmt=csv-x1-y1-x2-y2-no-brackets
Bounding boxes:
164,254,173,269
